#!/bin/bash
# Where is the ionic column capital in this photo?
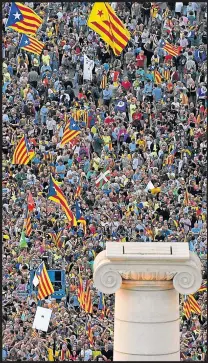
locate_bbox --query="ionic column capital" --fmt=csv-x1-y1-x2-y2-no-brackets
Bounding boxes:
93,243,202,295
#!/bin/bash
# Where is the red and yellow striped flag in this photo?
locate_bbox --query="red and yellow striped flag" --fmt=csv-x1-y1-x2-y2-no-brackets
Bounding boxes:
25,212,32,236
6,2,43,35
74,185,82,199
197,283,206,293
84,280,93,313
154,70,162,84
184,187,190,206
100,74,108,89
183,297,191,319
87,2,130,56
86,320,94,346
188,295,201,315
82,110,89,123
36,262,54,300
78,275,84,308
12,136,31,165
163,68,170,80
19,34,44,56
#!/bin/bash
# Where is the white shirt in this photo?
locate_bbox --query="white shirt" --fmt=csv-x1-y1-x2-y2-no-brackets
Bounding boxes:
81,349,92,361
175,2,183,12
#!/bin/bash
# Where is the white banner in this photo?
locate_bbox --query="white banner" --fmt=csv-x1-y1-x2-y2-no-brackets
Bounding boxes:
33,307,52,332
83,54,94,81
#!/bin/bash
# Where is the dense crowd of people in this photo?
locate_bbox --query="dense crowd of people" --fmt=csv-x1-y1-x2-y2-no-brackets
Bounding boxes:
2,2,207,361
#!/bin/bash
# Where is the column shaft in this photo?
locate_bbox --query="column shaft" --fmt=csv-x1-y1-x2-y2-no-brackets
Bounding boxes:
113,281,180,361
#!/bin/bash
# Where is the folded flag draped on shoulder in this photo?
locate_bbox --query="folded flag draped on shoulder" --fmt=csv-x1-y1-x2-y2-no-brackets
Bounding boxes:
12,135,34,165
87,2,130,56
78,274,85,308
48,175,76,224
84,280,93,313
60,118,81,146
184,187,190,206
75,200,86,234
6,2,43,35
25,210,32,236
154,70,162,84
163,67,170,80
95,168,111,188
86,319,94,346
48,230,63,247
19,34,44,55
74,185,82,199
160,39,180,57
100,74,108,89
34,262,54,300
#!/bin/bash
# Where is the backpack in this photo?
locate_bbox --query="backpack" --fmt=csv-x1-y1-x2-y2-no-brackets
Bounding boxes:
179,55,186,66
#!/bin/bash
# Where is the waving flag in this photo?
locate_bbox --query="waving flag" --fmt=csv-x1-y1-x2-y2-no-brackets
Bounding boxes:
12,135,32,165
188,295,201,315
28,191,35,212
35,262,54,300
60,119,81,146
183,296,191,319
88,2,130,56
48,175,76,225
19,34,44,55
160,39,180,57
95,168,111,188
6,2,43,35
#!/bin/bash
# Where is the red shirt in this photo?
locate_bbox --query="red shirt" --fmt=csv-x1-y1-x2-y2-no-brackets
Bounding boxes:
136,54,146,67
121,81,131,90
104,116,115,124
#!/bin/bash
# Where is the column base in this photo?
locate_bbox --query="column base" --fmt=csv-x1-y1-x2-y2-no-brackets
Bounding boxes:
114,350,180,361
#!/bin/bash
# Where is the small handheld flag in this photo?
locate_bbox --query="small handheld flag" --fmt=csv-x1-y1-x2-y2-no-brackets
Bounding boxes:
35,262,54,300
19,34,44,55
60,119,81,146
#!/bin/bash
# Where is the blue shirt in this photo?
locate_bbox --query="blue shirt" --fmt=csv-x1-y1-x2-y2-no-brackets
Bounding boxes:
103,89,112,100
153,87,162,101
129,142,137,152
143,83,153,95
56,164,66,179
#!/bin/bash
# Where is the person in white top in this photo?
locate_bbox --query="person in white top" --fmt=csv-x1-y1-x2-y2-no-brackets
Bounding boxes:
175,2,184,15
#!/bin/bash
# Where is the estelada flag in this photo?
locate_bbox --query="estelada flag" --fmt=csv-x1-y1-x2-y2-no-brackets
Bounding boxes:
6,2,43,35
88,2,130,56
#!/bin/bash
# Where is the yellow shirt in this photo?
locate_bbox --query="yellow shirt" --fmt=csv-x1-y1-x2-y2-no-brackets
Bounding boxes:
48,348,54,361
102,135,111,145
92,350,102,359
42,54,51,66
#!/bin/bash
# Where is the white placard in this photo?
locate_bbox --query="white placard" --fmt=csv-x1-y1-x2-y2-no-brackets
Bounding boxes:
32,307,52,332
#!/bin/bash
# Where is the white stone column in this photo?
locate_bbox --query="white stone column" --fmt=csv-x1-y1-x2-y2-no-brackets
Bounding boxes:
93,243,202,362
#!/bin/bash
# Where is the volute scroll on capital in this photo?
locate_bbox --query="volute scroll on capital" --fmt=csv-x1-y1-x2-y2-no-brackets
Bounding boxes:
93,245,202,295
